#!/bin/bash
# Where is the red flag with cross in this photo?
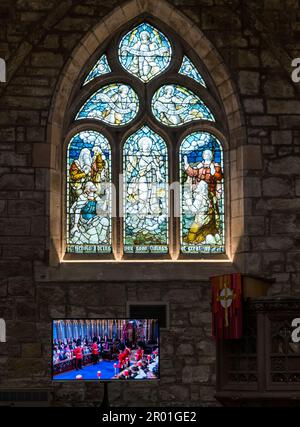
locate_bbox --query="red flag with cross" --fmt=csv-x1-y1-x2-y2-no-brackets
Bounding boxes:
211,273,243,339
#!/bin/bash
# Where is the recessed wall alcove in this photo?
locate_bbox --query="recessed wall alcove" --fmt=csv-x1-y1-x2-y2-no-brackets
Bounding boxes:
38,0,249,282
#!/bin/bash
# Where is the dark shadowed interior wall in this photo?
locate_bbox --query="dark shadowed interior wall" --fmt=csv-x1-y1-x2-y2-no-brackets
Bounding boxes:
0,0,299,406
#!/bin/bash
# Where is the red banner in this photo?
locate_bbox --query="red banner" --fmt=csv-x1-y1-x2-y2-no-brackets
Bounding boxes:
211,273,243,339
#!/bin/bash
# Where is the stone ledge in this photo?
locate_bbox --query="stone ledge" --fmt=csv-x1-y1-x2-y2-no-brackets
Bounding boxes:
34,260,236,282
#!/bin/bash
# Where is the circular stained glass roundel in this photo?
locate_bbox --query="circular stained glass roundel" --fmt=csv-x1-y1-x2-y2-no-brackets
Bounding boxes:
118,23,172,83
76,83,139,126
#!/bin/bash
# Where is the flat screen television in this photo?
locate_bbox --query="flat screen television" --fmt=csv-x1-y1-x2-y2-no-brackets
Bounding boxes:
52,318,159,381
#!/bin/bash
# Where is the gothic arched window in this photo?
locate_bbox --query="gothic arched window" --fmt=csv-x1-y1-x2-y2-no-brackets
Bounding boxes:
65,20,226,258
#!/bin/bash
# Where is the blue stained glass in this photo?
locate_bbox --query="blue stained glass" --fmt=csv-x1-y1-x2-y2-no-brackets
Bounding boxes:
83,54,111,86
76,84,139,126
123,126,168,254
151,85,214,127
119,23,172,82
179,56,206,87
67,131,112,254
180,132,225,254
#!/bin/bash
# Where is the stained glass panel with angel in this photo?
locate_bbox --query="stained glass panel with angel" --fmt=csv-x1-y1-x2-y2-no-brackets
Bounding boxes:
76,84,139,126
152,85,214,127
119,23,172,82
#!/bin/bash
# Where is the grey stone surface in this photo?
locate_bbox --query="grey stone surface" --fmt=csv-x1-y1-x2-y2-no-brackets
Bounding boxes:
0,0,299,407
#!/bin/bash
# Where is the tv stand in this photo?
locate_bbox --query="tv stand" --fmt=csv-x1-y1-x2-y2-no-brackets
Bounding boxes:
100,382,110,408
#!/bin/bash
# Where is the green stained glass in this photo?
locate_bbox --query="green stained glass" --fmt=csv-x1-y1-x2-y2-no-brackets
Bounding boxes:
76,83,139,126
83,54,111,86
67,131,112,254
151,84,214,127
123,126,168,254
179,56,206,87
119,23,172,82
180,132,225,254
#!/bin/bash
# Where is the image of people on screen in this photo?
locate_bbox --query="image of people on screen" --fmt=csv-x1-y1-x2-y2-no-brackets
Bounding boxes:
52,319,159,381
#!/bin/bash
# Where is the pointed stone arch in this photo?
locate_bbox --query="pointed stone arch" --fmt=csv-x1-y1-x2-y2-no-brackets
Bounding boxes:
47,0,246,269
49,0,244,135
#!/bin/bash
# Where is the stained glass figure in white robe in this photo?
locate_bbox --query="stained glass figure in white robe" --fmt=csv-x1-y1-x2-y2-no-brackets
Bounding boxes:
76,84,139,126
119,23,172,82
123,126,168,254
152,85,214,126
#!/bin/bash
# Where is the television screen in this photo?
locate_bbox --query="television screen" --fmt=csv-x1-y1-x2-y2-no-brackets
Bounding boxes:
52,319,159,381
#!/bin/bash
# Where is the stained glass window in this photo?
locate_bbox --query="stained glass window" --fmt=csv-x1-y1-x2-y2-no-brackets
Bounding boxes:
76,84,139,126
67,131,112,254
180,132,225,254
67,21,226,258
83,54,111,86
123,126,168,254
151,85,214,126
118,23,172,82
179,56,206,87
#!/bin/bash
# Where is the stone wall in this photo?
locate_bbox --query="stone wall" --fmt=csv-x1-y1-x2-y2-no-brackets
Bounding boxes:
0,0,299,406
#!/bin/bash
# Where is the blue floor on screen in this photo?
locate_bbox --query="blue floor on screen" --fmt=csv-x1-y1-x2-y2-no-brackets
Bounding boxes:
53,360,116,380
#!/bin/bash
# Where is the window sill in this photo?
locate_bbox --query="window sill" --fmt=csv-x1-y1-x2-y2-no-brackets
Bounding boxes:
34,258,236,282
